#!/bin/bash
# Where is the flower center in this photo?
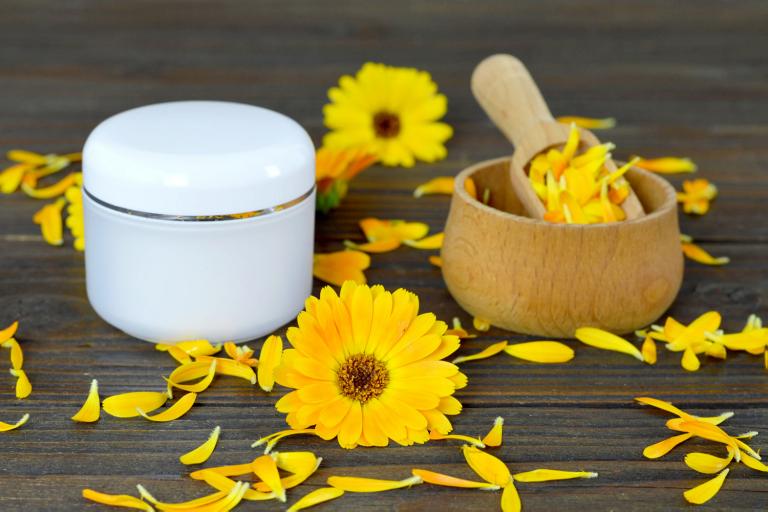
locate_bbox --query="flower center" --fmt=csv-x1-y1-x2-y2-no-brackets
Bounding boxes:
373,111,401,138
337,353,390,403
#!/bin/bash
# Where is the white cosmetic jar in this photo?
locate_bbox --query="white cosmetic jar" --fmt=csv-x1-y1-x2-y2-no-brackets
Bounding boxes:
82,101,315,344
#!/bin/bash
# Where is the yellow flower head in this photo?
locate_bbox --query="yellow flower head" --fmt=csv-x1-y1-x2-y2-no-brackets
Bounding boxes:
274,281,466,448
323,62,453,167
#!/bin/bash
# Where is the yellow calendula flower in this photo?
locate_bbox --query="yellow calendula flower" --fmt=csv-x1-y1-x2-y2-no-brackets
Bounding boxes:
313,250,370,286
315,147,377,213
677,178,717,215
274,281,466,448
323,62,452,167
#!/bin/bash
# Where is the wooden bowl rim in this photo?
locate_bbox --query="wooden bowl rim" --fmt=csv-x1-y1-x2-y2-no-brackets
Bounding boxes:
453,156,678,230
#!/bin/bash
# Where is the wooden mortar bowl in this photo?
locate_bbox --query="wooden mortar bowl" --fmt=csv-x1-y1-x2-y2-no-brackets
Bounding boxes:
441,157,683,337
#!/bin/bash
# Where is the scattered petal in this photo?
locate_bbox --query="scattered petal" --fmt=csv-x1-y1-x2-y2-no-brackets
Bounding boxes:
575,327,644,361
685,450,734,474
252,454,287,502
633,157,697,174
343,239,401,253
327,475,423,492
512,469,598,482
71,379,100,423
473,317,491,332
412,468,499,490
641,336,657,365
462,445,511,486
452,341,508,364
504,341,574,363
103,391,168,418
258,335,283,392
136,484,228,510
251,428,320,453
165,360,217,395
682,241,730,266
0,413,29,432
287,487,345,512
681,346,701,371
428,255,443,268
556,116,616,130
643,433,694,459
500,481,521,512
179,425,220,465
82,489,154,511
429,431,485,448
138,392,197,422
403,232,444,250
482,417,504,447
683,468,729,505
741,452,768,472
0,321,19,344
10,368,32,399
33,197,67,246
313,250,370,286
414,176,455,197
194,356,257,384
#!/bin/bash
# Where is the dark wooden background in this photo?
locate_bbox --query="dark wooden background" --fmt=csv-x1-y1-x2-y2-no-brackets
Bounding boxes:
1,1,766,510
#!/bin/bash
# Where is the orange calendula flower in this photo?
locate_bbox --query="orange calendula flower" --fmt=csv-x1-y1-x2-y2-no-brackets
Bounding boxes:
138,392,197,422
179,425,220,465
504,341,574,363
313,250,370,286
315,146,377,213
327,475,423,492
0,413,29,432
677,178,717,215
257,335,283,392
287,487,345,512
82,489,153,511
323,62,452,168
102,391,168,418
451,341,508,364
681,234,729,266
71,379,100,423
575,327,644,362
556,115,616,130
412,468,500,490
274,281,466,448
33,197,67,246
633,156,697,174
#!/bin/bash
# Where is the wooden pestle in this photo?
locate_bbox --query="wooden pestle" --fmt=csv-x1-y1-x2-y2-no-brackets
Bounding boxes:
471,54,644,220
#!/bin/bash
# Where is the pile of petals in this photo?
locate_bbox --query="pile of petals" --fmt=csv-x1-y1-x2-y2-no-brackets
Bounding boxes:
83,425,330,511
315,147,377,213
637,397,766,505
1,321,31,400
67,337,283,425
271,281,467,449
323,62,453,168
0,149,85,250
527,123,635,224
573,313,767,372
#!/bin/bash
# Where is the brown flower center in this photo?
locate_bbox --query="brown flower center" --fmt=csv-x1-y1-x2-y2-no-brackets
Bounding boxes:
337,353,390,403
373,111,401,138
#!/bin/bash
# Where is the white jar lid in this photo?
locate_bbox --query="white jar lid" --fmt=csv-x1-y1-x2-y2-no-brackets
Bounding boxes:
83,101,315,217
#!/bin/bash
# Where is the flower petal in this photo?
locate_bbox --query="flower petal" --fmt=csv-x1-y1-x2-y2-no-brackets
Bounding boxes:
287,487,345,512
482,416,504,448
403,232,443,250
504,341,574,363
343,239,401,253
574,327,644,361
512,469,598,482
683,468,729,505
412,468,499,489
500,481,521,512
136,484,228,510
682,242,729,266
71,379,100,423
138,392,197,422
166,360,217,395
685,450,734,474
252,454,286,502
179,425,220,465
414,177,455,197
195,356,256,384
103,391,168,418
11,368,32,399
0,320,19,345
258,335,283,392
462,445,511,486
556,116,616,130
0,413,29,432
641,337,657,365
451,341,507,364
81,489,153,511
634,156,697,174
741,452,768,472
643,433,694,459
313,251,370,286
327,475,423,492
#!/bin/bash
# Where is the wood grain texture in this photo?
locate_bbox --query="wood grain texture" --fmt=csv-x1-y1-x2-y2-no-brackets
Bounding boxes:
0,1,767,510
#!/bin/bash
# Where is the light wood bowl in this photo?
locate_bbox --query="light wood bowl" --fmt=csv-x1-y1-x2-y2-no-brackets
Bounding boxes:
441,157,683,337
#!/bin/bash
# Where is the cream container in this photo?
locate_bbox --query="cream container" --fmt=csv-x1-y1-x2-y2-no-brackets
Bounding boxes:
82,101,315,344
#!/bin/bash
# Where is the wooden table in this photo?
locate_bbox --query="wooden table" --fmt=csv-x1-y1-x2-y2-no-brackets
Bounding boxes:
1,1,766,510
